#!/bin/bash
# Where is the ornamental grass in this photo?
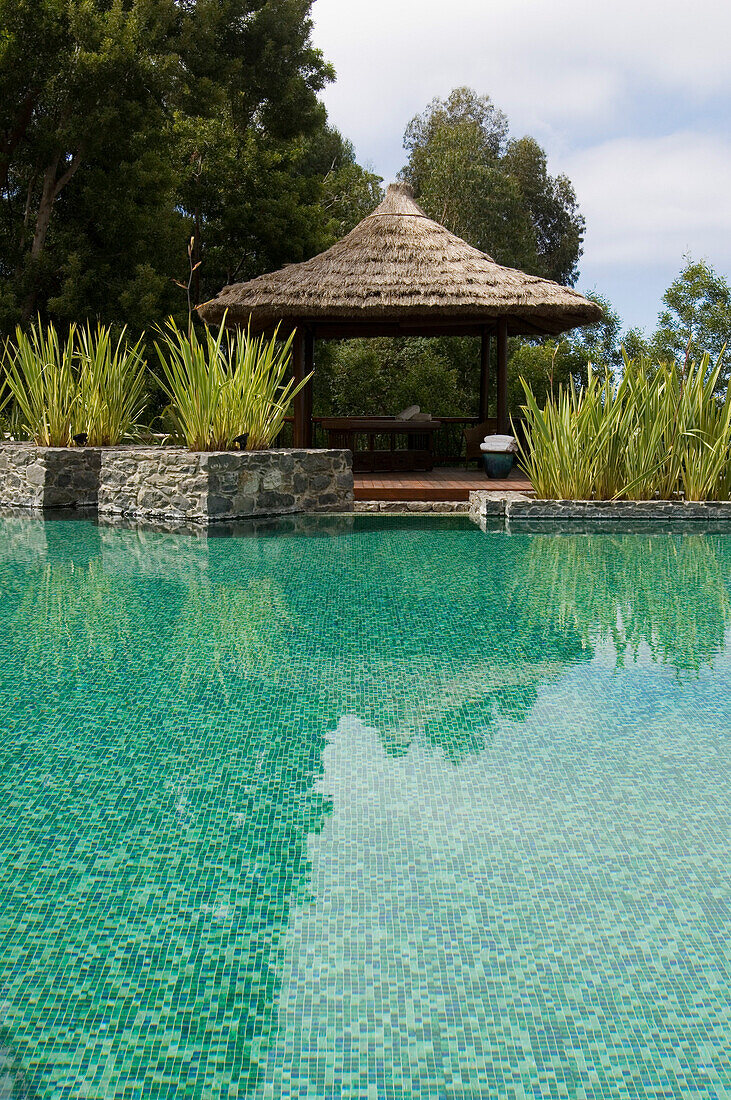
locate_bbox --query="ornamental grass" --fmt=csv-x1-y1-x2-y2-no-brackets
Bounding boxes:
517,353,731,502
75,323,147,446
155,317,307,452
4,321,78,447
3,319,147,447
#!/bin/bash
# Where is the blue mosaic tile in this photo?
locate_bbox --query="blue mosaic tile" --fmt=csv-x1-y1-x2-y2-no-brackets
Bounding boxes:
0,513,728,1098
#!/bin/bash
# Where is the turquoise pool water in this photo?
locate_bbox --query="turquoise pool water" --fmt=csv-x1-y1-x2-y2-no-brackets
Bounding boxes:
0,512,729,1099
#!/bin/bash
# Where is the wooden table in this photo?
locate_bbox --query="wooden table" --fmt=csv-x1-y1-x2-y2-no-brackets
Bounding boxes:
319,417,443,473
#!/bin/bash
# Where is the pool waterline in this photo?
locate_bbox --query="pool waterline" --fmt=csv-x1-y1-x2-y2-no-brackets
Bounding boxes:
0,513,728,1098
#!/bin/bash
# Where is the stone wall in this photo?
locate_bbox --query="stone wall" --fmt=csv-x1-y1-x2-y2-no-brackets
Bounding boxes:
0,444,101,508
355,500,470,513
97,447,353,522
469,490,731,529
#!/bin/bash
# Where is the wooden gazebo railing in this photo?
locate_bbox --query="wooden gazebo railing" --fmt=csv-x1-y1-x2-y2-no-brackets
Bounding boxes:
276,416,480,465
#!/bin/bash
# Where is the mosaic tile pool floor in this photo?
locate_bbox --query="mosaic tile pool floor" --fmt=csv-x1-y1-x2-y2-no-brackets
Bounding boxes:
0,512,729,1099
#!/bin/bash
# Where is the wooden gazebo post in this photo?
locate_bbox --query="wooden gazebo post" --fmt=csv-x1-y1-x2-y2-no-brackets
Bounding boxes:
496,317,509,435
478,328,491,424
478,318,508,432
292,326,314,447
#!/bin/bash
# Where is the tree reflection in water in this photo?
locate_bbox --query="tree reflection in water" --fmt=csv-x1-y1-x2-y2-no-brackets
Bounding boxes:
1,513,730,1095
511,530,731,675
0,517,330,1096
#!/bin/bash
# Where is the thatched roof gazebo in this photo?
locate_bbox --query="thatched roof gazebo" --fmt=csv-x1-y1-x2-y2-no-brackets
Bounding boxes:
198,182,601,444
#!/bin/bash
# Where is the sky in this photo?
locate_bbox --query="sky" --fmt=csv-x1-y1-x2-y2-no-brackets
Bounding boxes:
310,0,731,335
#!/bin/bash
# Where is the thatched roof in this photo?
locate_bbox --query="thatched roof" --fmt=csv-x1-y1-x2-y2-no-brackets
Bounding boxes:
198,183,602,337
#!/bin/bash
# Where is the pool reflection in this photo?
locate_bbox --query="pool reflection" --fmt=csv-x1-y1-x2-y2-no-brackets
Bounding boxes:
0,514,730,1097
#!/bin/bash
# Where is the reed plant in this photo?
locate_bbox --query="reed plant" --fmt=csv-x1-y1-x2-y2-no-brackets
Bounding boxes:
517,353,731,501
155,317,307,451
227,324,302,450
3,319,147,446
75,323,147,446
4,320,78,446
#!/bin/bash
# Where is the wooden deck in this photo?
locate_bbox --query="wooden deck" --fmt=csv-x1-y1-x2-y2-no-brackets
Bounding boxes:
354,466,532,502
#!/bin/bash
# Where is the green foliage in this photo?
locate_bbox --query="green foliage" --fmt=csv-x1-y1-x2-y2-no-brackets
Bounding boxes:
4,318,148,446
518,355,731,501
317,132,383,241
314,338,467,416
4,320,78,445
617,260,731,391
507,293,620,409
401,87,585,286
0,0,378,334
620,327,651,363
156,317,305,451
652,258,731,376
175,111,382,306
75,324,147,446
0,0,184,327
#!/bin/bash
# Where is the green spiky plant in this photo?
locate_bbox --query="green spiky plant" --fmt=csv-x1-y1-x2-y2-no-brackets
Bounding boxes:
75,323,147,446
517,352,731,501
4,320,78,446
3,319,148,447
670,355,731,501
227,324,303,450
155,316,308,452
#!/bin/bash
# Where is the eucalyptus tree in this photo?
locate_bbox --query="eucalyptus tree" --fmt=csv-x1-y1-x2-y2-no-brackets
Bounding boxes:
401,86,585,286
653,258,731,378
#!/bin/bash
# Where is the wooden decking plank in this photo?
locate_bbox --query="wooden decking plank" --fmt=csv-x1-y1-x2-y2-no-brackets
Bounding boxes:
353,466,531,502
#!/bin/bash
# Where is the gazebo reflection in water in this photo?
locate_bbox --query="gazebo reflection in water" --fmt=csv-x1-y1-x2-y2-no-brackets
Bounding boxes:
199,182,599,500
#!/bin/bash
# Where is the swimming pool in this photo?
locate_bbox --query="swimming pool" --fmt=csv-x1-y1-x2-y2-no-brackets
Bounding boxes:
0,513,729,1098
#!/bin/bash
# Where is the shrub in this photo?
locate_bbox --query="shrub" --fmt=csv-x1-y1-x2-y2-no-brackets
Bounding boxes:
155,317,308,452
75,324,147,446
4,321,78,446
3,319,147,447
517,353,731,501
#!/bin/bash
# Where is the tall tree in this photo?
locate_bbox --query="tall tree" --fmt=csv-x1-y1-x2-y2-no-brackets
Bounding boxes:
617,259,731,390
0,0,183,328
401,87,585,286
0,0,379,334
172,0,337,304
652,258,731,374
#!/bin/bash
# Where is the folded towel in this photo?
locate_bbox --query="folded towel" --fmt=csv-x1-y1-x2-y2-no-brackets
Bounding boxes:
481,434,518,453
396,404,421,421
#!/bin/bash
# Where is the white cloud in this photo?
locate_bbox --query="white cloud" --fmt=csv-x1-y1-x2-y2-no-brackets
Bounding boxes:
311,0,731,327
314,0,731,170
565,133,731,267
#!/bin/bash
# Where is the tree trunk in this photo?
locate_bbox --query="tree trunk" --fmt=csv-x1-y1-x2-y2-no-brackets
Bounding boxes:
21,148,83,321
30,159,59,260
15,168,39,274
0,91,37,195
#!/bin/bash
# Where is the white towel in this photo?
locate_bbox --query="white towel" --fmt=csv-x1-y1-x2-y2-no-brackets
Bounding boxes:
481,434,518,453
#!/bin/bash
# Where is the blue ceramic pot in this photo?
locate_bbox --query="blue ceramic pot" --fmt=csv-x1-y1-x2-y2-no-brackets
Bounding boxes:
482,452,514,479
